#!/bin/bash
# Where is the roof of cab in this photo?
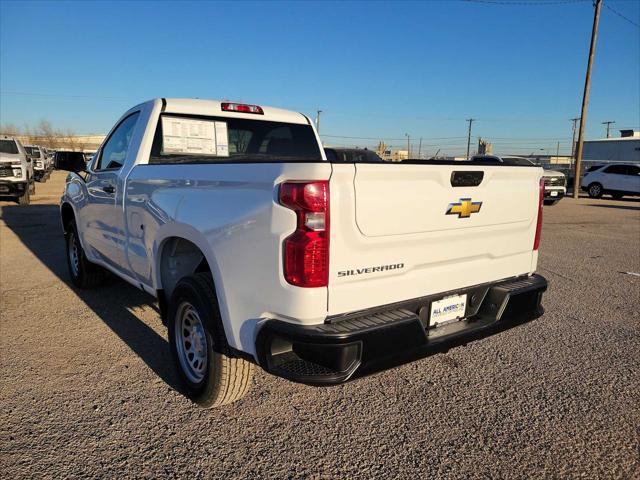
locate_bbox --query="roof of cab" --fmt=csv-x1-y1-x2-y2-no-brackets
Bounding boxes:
161,98,310,125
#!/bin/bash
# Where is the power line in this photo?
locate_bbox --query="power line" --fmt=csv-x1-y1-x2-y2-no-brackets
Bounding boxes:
603,1,640,29
602,120,615,137
463,0,588,5
1,91,609,127
0,90,130,100
322,134,466,140
322,133,573,140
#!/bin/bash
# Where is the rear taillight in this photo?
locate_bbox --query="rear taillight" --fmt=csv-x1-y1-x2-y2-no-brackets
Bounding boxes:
279,181,329,288
221,102,264,114
533,178,544,251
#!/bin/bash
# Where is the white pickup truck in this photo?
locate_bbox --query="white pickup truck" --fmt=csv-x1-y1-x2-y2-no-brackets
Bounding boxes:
1,135,36,205
60,99,548,408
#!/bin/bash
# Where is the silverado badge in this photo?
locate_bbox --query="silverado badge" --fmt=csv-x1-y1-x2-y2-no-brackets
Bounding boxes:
446,198,482,218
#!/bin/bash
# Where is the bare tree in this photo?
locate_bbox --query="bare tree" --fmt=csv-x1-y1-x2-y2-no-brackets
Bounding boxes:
0,123,22,136
1,119,89,150
35,120,62,149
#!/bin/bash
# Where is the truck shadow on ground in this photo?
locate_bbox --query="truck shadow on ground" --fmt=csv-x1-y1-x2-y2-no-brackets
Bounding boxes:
1,204,183,393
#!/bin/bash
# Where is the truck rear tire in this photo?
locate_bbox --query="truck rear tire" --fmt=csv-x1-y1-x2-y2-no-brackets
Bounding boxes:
65,220,107,289
17,188,30,205
168,272,253,408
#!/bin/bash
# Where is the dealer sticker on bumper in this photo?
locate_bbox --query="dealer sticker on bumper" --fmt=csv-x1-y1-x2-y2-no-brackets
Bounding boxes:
430,294,467,327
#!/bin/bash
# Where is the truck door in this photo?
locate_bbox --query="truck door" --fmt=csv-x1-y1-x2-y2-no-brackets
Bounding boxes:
81,112,140,275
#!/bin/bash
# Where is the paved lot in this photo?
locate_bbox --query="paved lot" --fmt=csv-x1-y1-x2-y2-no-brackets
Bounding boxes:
1,171,639,479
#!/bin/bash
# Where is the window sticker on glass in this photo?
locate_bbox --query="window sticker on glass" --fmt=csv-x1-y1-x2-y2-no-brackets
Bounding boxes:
214,122,229,157
161,116,228,156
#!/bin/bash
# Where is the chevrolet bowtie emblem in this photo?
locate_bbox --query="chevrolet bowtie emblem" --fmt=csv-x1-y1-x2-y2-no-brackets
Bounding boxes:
446,198,482,218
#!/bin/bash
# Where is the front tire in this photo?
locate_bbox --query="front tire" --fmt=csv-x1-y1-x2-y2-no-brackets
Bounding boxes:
65,221,106,288
168,273,253,408
543,199,558,206
17,188,30,205
588,182,603,198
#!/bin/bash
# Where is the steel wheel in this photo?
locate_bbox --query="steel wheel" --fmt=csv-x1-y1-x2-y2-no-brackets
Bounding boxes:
175,301,208,384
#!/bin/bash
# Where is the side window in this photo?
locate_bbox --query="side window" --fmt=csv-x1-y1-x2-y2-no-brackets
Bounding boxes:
95,112,140,170
604,165,626,175
626,165,640,176
324,149,338,162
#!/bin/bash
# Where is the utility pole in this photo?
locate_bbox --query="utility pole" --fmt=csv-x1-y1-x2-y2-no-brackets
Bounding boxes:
570,117,580,159
405,133,410,158
556,141,560,161
573,0,602,199
418,138,422,159
465,118,475,160
315,110,322,134
602,120,615,138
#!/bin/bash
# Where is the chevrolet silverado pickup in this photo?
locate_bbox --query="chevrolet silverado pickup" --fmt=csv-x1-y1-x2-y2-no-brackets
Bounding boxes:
25,145,50,182
1,135,36,205
60,99,548,408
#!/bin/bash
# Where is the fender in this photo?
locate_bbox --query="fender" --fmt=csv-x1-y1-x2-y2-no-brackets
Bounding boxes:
152,222,238,351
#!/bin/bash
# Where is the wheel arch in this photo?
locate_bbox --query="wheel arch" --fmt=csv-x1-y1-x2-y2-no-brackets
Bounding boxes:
60,202,75,232
153,227,235,347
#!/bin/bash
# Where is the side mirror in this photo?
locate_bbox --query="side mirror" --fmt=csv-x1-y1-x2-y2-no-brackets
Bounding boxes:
56,156,86,173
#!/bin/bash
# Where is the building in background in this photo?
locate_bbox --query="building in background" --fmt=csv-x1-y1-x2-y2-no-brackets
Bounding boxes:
375,141,409,162
387,150,408,162
582,130,640,162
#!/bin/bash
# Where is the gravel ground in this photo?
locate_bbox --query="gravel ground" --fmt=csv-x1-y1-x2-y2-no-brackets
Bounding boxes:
1,171,639,479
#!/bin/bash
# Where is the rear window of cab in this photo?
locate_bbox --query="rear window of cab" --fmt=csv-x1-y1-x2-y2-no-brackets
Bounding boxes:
149,114,322,164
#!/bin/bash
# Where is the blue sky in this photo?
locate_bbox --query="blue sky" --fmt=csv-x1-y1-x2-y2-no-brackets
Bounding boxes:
1,0,638,156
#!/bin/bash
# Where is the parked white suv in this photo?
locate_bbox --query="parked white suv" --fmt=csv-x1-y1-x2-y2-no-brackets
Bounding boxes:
581,163,640,199
0,135,35,204
60,98,548,408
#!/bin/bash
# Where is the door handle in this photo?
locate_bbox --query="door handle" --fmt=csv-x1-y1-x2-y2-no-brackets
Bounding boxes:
102,185,115,194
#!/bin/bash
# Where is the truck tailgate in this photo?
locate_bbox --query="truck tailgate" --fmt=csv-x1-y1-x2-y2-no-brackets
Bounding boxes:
328,163,542,316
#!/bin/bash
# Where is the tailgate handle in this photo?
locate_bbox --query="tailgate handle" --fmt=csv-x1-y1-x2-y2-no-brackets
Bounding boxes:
451,171,484,187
